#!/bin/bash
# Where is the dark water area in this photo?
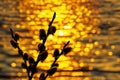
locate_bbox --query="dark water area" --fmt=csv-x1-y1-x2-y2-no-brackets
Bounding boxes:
0,0,120,80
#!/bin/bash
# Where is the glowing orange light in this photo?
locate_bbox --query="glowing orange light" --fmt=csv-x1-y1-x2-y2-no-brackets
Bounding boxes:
90,58,95,62
79,62,85,67
108,51,113,56
83,77,90,80
111,45,115,49
15,25,20,28
84,48,90,52
17,1,103,80
117,58,120,63
11,62,16,67
94,41,99,46
95,50,100,55
72,72,83,76
64,25,72,29
73,47,80,52
22,69,27,72
58,30,64,36
17,72,22,77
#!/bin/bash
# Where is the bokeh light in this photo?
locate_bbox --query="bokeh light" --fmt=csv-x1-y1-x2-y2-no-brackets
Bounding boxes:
0,0,118,80
13,0,116,79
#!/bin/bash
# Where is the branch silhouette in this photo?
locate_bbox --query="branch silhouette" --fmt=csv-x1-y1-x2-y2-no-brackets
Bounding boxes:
10,12,72,80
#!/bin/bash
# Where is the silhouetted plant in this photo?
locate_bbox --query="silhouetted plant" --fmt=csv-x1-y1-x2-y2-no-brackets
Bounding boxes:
10,12,72,80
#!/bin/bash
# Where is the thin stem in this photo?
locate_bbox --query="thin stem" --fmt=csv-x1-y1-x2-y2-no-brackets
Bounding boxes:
10,12,61,80
43,34,49,46
29,29,51,80
43,12,56,45
24,60,30,79
17,46,30,79
44,73,49,80
29,76,32,80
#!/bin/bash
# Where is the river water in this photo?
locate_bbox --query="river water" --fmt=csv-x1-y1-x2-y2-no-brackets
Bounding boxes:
0,0,120,80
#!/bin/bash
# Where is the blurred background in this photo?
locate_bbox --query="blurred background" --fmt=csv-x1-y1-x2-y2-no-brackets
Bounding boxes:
0,0,120,80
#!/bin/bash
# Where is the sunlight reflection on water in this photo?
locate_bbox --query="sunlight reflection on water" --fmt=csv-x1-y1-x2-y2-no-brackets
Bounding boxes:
0,0,120,80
